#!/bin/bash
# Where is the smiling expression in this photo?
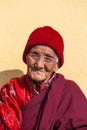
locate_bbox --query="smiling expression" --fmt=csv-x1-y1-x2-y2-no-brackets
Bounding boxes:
26,45,58,83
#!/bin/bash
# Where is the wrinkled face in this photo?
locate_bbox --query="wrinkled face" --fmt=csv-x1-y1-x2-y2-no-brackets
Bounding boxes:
26,45,58,83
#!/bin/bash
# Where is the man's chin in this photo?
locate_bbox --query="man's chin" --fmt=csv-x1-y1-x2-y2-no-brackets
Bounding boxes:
28,72,48,83
32,77,46,83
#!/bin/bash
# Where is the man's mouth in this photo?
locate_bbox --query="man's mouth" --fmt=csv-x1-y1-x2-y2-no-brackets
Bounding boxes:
35,70,45,73
31,67,45,72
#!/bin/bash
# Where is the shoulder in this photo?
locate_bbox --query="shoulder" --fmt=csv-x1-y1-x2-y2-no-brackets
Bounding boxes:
0,75,27,95
64,77,86,101
0,75,28,107
65,79,84,96
56,73,86,98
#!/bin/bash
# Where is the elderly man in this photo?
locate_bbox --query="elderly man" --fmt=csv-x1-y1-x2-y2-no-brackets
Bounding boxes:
0,26,87,130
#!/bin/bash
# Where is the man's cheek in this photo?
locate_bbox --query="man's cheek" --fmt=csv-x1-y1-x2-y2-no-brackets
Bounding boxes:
27,61,33,67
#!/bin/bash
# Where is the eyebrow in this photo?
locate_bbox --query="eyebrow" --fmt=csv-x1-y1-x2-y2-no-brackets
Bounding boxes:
29,50,54,59
44,54,54,59
29,50,39,55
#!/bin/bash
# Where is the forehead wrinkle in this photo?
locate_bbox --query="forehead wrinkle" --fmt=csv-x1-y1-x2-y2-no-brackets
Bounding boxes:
29,45,56,58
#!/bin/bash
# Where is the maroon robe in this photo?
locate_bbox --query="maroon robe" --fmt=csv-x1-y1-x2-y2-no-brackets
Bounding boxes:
0,73,87,130
21,74,87,130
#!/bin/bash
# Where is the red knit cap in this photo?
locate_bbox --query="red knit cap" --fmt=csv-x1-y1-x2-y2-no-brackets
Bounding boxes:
23,26,64,68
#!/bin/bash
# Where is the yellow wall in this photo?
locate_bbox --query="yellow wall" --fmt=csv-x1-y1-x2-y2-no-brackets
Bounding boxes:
0,0,87,96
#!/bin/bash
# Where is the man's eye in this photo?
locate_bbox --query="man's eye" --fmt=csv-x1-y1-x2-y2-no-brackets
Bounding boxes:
44,57,53,62
30,53,39,58
31,53,37,56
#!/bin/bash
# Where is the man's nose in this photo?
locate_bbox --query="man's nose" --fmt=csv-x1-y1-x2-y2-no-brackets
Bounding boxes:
35,57,45,68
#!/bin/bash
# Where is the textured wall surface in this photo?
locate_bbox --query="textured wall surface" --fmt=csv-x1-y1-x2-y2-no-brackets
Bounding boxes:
0,0,87,96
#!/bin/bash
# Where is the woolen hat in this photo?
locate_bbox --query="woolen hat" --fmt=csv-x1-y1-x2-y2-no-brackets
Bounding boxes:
23,26,64,68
